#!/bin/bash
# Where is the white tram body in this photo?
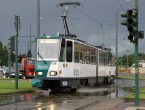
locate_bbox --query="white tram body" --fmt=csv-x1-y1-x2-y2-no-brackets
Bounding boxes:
32,35,116,91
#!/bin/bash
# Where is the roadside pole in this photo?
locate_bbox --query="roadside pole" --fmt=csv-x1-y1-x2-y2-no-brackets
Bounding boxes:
135,0,139,106
14,15,21,89
120,0,140,106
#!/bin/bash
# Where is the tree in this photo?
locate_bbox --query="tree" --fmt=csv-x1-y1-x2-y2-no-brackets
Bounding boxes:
0,41,3,49
128,54,134,67
0,42,8,66
0,50,8,66
118,53,145,67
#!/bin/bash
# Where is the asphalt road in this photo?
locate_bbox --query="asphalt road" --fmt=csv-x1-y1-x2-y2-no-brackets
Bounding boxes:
1,73,145,110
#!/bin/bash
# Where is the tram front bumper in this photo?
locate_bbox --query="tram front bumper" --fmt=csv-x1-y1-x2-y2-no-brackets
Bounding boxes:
32,79,43,88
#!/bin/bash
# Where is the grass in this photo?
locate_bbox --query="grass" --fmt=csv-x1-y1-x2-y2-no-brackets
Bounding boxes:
0,78,14,80
0,80,35,94
117,73,145,101
116,73,145,101
125,93,145,101
116,75,145,80
128,94,145,99
124,87,145,101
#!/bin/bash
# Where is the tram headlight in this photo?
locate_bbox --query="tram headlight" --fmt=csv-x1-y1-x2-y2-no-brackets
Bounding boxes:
49,71,57,76
19,73,22,76
37,72,43,75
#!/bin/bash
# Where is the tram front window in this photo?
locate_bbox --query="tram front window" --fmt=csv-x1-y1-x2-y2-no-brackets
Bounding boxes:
37,39,60,60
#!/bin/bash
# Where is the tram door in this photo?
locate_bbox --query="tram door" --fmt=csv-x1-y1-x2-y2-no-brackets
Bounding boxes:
65,40,73,77
59,40,73,77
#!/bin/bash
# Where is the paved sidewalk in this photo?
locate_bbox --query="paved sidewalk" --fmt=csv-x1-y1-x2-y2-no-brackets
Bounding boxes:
111,102,145,110
84,97,123,110
84,96,145,110
112,102,145,110
125,107,145,110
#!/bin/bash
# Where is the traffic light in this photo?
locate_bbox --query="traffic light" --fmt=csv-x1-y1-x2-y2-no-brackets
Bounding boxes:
10,36,15,51
121,9,138,43
127,9,138,43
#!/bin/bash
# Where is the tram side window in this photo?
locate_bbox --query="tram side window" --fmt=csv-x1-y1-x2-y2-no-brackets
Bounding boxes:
66,41,72,62
107,53,111,66
102,51,105,65
103,52,106,65
59,38,65,62
80,44,85,63
96,49,98,65
106,52,109,65
108,53,112,66
90,47,96,64
86,46,90,64
104,52,107,66
112,55,115,66
74,42,80,63
99,50,104,65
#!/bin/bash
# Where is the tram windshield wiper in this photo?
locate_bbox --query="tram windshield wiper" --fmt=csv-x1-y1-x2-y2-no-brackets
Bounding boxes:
37,48,47,64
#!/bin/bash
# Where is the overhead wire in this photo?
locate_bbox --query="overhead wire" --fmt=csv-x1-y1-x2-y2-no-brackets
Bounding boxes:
75,7,100,25
41,0,145,26
116,0,125,11
41,0,139,30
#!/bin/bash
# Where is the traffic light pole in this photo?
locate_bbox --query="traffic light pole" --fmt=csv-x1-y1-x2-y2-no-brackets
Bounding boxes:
14,15,21,89
120,0,140,106
15,30,18,89
116,7,118,77
135,0,139,106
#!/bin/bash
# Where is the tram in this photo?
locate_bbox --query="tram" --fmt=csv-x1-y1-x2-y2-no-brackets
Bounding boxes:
32,35,116,91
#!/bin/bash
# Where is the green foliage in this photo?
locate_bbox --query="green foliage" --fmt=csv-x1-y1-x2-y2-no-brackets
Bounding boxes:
0,41,3,49
0,42,8,66
0,49,8,65
0,41,16,66
118,53,145,67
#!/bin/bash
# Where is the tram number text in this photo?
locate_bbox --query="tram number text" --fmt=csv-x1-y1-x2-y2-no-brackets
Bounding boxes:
62,81,67,86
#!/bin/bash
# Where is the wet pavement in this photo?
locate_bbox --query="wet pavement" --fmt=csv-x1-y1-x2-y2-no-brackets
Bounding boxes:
0,74,145,110
0,93,143,110
0,94,106,110
0,93,34,106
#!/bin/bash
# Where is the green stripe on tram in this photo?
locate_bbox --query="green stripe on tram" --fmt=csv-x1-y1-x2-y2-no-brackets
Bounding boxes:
36,36,61,39
35,61,51,77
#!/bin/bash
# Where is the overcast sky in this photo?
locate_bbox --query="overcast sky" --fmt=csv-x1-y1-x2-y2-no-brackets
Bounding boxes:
0,0,145,57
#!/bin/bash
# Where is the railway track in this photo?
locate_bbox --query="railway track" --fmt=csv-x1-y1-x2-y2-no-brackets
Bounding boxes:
75,98,105,110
